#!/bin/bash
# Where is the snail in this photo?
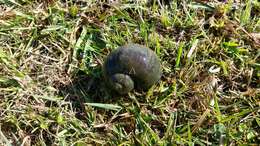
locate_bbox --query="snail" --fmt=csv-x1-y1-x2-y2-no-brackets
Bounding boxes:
102,43,162,94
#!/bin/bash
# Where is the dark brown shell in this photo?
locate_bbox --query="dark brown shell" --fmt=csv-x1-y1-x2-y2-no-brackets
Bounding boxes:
103,43,162,94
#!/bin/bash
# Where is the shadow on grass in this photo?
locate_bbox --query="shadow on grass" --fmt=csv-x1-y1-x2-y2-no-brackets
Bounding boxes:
57,69,101,113
56,65,125,122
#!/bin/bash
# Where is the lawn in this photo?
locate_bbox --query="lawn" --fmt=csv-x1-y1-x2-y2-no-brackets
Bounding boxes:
0,0,259,145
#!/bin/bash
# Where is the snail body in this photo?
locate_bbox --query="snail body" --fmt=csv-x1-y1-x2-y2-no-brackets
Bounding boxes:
102,43,162,94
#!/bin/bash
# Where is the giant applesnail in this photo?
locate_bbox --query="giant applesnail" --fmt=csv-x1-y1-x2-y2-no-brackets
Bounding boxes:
102,43,162,94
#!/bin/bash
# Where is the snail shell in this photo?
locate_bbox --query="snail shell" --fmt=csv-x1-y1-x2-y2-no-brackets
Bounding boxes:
102,43,162,94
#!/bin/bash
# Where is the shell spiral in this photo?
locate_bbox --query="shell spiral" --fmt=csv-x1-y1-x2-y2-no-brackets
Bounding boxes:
102,43,162,94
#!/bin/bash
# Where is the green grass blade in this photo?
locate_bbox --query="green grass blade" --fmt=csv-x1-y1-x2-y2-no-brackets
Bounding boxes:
175,42,184,69
85,103,122,111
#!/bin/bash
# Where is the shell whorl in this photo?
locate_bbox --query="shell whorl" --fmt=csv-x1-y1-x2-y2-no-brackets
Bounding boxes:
108,73,134,94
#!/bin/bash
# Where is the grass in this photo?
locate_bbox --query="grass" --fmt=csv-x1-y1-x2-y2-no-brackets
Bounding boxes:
0,0,259,145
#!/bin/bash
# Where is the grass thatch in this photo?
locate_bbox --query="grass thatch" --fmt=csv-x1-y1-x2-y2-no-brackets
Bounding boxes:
0,0,259,145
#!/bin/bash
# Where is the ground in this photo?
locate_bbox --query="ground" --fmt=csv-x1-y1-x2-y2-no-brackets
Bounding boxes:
0,0,260,145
